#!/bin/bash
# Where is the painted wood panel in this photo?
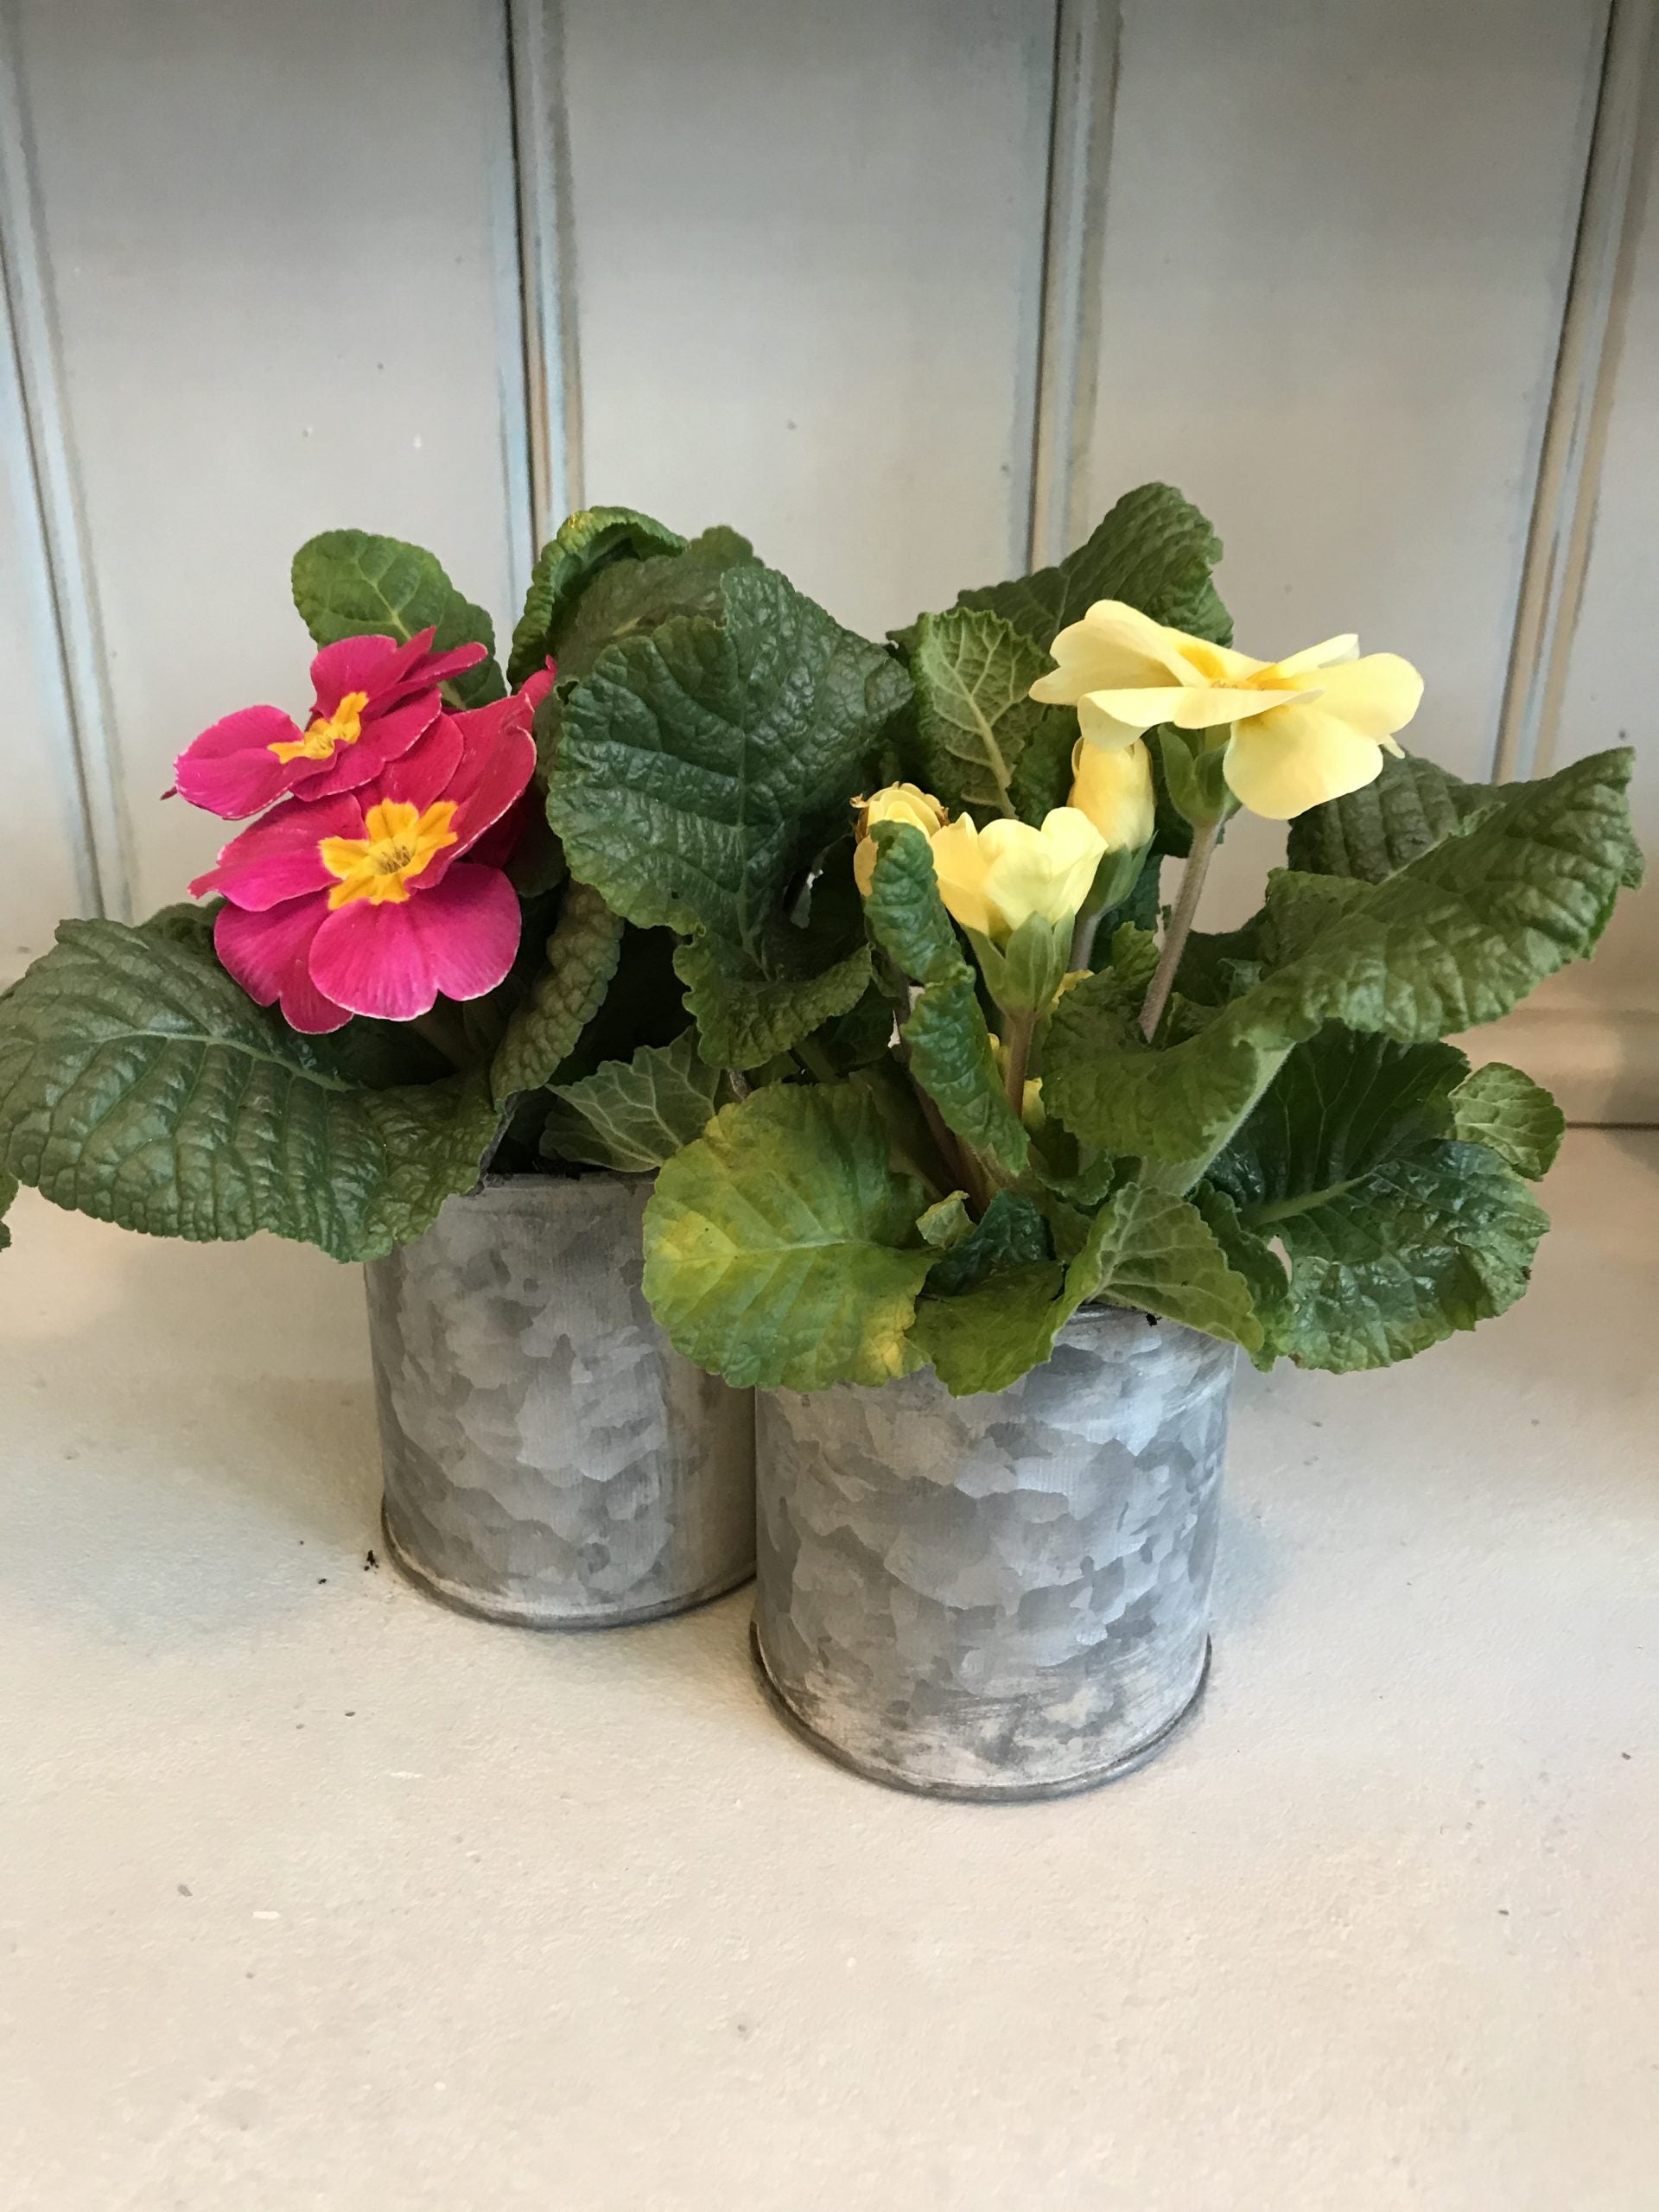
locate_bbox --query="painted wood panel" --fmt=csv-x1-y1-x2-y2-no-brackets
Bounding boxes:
559,0,1057,643
8,0,526,922
0,346,95,979
1064,0,1608,923
1497,68,1659,1118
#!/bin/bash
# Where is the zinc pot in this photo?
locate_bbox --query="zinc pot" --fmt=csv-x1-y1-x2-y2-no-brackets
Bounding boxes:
753,1308,1234,1799
365,1174,755,1627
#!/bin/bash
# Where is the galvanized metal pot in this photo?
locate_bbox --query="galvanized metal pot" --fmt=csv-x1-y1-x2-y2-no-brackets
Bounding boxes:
753,1309,1234,1799
365,1174,755,1627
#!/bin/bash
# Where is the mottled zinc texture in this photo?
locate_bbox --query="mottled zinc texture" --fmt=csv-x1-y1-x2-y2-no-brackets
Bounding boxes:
754,1313,1235,1797
366,1176,755,1626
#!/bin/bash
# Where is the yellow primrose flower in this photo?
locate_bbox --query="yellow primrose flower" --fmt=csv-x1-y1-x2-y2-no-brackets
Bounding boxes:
928,807,1106,943
1029,600,1424,821
1067,733,1154,851
852,782,950,894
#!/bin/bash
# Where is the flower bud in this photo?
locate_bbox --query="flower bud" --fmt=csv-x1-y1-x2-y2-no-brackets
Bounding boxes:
1067,734,1155,853
852,784,950,894
925,807,1106,944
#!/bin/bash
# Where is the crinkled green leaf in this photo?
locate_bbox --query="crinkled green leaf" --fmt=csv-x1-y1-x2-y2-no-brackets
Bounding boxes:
547,527,759,686
291,529,504,708
1204,1027,1550,1371
906,607,1073,820
0,921,499,1259
542,1031,722,1173
0,1167,16,1254
550,563,910,956
676,934,872,1071
1189,1185,1288,1371
1046,748,1638,1173
945,481,1231,652
912,1177,1257,1395
1449,1060,1564,1180
863,824,1028,1173
491,880,624,1106
903,977,1029,1174
506,505,686,687
924,1188,1051,1295
643,1081,933,1389
1286,749,1492,883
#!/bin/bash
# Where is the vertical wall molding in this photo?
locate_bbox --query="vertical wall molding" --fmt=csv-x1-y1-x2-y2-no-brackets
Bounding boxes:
505,0,585,556
1026,0,1121,570
0,10,130,920
1496,0,1658,782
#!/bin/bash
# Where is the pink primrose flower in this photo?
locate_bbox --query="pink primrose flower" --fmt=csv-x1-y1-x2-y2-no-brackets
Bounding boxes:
191,683,543,1031
172,627,489,820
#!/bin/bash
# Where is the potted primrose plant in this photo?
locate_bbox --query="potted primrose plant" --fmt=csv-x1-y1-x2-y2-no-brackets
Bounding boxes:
602,483,1643,1800
0,509,798,1628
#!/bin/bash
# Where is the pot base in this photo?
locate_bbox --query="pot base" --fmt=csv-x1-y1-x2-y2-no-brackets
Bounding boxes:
748,1618,1212,1803
381,1503,755,1631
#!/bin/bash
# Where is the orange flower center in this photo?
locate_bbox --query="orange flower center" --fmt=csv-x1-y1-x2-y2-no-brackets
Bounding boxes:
319,799,459,909
270,690,371,765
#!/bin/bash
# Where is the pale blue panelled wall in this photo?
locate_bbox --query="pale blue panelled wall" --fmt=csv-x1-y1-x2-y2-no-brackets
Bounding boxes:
2,0,1654,1113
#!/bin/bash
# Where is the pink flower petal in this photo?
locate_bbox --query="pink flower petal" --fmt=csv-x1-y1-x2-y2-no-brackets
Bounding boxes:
214,898,351,1033
174,705,305,820
308,864,522,1020
291,693,440,799
378,716,465,811
442,695,538,853
191,792,364,908
418,639,489,687
518,664,556,711
309,633,400,711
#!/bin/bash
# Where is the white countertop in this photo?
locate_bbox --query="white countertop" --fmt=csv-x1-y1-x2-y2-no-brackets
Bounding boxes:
3,1133,1656,2212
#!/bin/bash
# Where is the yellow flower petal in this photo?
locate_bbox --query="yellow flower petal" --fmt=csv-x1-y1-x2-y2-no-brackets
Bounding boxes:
1076,694,1152,751
1167,684,1313,730
927,814,1001,938
1027,601,1200,704
1304,652,1424,740
1222,705,1388,820
1075,684,1194,734
1069,734,1155,852
1273,633,1359,677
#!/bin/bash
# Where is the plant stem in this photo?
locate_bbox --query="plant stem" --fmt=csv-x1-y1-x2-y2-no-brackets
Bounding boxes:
1140,814,1222,1042
1070,907,1103,973
794,1037,839,1085
1001,1009,1036,1115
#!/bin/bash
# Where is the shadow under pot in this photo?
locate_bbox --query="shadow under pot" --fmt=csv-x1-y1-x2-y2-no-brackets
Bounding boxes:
365,1173,756,1627
752,1308,1235,1800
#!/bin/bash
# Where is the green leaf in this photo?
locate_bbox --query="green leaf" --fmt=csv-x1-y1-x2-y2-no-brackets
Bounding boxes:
643,1081,934,1389
906,607,1073,820
1286,748,1491,882
0,1167,16,1254
490,880,624,1107
550,563,910,956
1205,1027,1550,1371
676,934,872,1071
542,1032,723,1173
1189,1185,1288,1371
916,1190,974,1249
903,977,1029,1174
862,824,1028,1173
506,505,686,687
946,481,1231,652
924,1188,1051,1295
291,529,505,708
0,921,499,1260
546,526,759,686
1045,748,1639,1172
912,1177,1258,1395
1449,1060,1564,1180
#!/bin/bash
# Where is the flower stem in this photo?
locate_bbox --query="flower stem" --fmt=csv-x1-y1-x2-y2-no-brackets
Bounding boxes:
1001,1009,1036,1115
1140,815,1222,1042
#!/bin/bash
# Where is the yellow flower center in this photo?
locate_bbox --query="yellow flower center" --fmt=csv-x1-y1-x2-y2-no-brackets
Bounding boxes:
1180,642,1295,695
270,690,371,764
319,799,460,909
